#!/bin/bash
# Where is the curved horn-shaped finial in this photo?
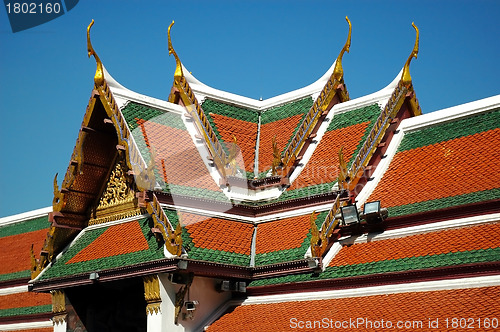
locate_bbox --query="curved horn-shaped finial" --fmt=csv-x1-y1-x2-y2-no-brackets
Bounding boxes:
168,21,183,80
87,20,104,86
401,22,419,85
333,16,352,81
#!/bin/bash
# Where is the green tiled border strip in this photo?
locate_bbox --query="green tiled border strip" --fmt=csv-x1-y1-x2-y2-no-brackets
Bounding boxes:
0,270,30,282
121,102,186,132
202,99,259,123
40,219,163,280
0,216,49,238
388,188,500,217
398,109,499,152
0,305,52,318
327,104,381,132
260,97,312,124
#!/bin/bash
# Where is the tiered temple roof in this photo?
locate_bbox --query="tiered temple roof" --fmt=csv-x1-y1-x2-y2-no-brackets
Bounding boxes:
1,18,498,332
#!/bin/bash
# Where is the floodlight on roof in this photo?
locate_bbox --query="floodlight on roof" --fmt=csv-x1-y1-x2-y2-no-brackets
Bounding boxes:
340,204,360,226
363,200,388,224
364,201,381,215
89,272,99,281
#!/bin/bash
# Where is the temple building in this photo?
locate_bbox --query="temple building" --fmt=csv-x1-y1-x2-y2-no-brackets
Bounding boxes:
1,18,499,332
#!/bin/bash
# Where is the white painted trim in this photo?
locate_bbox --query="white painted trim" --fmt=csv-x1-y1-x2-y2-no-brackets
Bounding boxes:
0,320,52,331
104,66,185,115
159,202,334,224
0,207,51,226
0,286,27,296
319,242,342,271
243,274,500,305
400,94,500,133
183,62,337,111
340,213,500,246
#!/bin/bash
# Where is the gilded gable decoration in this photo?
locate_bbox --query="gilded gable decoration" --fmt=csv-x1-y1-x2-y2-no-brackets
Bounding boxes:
143,275,162,315
401,22,419,86
51,290,66,325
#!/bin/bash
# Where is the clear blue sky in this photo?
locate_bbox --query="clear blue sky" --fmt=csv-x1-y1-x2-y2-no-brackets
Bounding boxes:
1,0,499,217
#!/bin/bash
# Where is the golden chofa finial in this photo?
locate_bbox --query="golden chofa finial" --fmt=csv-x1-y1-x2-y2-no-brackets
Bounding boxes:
333,16,352,81
401,22,419,86
168,20,183,80
87,20,104,87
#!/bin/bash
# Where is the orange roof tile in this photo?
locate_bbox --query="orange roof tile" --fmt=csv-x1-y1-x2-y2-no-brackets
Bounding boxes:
329,222,500,267
256,215,310,254
0,292,51,310
66,221,149,264
369,128,500,207
180,212,253,255
258,114,303,173
289,122,370,190
138,120,221,191
211,114,258,173
208,286,500,331
0,229,47,275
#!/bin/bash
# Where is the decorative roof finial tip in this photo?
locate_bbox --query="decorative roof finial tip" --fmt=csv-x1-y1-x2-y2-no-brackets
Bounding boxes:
86,19,104,86
167,20,183,80
333,16,352,81
402,22,419,85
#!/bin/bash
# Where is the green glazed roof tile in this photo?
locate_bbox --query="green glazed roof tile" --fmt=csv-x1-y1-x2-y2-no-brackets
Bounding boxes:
398,109,500,152
0,305,52,318
388,188,500,217
40,218,164,280
0,215,49,238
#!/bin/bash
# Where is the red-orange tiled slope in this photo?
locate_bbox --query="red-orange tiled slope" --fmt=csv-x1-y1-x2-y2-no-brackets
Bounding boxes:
138,120,221,192
211,114,258,173
165,211,253,266
0,292,51,311
256,215,311,254
180,212,253,255
208,286,500,331
369,128,500,208
0,216,48,282
329,222,500,267
1,229,46,276
66,221,149,264
39,219,164,280
258,114,303,173
289,122,370,190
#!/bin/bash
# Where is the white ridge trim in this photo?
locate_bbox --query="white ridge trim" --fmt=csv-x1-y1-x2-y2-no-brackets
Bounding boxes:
243,275,500,305
0,320,52,331
0,207,51,226
340,213,500,246
159,202,334,224
0,286,27,295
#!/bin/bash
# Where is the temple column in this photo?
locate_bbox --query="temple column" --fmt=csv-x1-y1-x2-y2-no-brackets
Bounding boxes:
51,290,67,332
143,275,163,332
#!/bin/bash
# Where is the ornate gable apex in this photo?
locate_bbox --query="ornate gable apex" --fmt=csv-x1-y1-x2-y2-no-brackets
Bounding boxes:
183,60,341,111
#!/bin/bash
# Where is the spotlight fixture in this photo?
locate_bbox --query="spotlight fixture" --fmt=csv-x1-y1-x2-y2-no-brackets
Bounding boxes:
89,272,99,281
363,200,388,224
340,204,360,226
